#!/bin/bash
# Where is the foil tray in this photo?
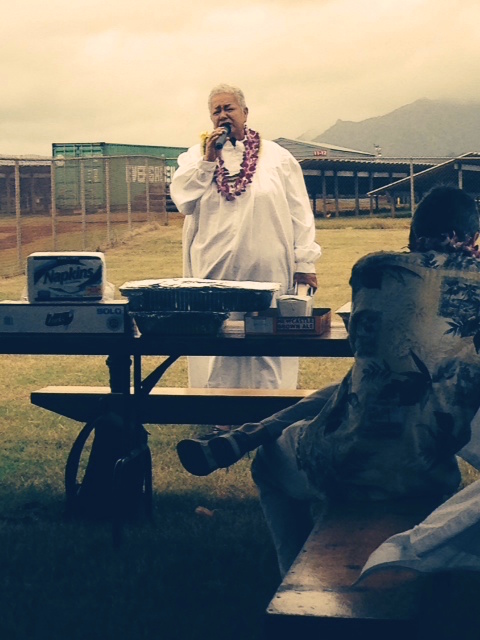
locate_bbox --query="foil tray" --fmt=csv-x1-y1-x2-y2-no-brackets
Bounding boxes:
130,310,229,336
120,278,281,312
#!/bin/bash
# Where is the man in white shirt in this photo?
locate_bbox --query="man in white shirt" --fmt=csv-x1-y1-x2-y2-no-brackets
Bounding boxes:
170,83,321,390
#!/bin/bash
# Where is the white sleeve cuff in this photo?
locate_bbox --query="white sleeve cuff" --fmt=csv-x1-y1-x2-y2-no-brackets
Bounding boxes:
295,262,316,274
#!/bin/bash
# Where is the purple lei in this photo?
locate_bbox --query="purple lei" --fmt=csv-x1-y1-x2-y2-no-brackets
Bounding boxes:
214,128,260,201
411,232,480,258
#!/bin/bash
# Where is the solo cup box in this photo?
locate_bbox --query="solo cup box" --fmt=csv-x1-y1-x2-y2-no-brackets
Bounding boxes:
0,301,129,334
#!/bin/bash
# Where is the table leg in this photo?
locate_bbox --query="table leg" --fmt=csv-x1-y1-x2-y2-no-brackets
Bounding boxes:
106,354,132,393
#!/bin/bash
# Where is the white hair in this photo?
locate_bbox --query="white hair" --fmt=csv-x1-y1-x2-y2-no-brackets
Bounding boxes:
208,84,247,111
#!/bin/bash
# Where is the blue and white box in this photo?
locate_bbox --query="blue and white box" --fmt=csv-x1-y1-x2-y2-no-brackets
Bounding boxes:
27,252,106,302
0,301,129,333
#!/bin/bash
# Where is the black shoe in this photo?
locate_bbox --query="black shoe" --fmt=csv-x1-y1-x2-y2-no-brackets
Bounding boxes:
177,431,250,477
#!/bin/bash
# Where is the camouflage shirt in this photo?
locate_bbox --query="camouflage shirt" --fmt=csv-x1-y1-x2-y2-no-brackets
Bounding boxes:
298,250,480,501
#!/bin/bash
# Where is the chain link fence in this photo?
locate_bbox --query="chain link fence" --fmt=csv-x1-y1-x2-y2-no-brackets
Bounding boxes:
0,155,177,278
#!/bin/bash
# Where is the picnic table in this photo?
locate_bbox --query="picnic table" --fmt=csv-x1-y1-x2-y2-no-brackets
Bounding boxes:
0,319,352,425
2,319,469,635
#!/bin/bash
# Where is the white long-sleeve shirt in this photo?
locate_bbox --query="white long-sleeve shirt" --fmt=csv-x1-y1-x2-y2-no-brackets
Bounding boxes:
169,137,320,390
170,138,321,293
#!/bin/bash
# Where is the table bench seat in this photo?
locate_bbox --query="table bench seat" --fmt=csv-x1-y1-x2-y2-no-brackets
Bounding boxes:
264,499,441,639
31,386,315,425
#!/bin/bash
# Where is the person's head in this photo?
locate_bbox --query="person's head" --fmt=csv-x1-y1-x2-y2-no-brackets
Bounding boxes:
409,185,480,251
208,84,249,141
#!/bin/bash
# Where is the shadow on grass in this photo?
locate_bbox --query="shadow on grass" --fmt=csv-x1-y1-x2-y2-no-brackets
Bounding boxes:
0,486,280,640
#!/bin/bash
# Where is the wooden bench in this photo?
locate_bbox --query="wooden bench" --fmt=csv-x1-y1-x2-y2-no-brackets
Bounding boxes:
31,385,315,425
263,499,444,639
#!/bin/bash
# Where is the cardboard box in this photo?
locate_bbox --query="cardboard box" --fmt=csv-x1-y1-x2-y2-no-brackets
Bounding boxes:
0,301,130,334
27,252,106,302
245,308,331,336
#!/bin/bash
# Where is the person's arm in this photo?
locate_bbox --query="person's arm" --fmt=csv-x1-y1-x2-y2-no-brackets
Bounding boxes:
170,128,230,215
169,145,216,216
282,153,321,289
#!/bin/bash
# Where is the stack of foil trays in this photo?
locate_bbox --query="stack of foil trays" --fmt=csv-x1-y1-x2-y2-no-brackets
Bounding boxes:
119,278,281,335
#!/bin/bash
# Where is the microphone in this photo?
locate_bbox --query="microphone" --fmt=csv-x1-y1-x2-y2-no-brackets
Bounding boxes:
215,123,231,150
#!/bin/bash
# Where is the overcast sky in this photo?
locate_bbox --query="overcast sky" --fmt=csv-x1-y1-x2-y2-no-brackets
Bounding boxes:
2,0,479,156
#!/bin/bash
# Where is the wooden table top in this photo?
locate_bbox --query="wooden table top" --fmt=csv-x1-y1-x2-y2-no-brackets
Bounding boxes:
0,320,352,358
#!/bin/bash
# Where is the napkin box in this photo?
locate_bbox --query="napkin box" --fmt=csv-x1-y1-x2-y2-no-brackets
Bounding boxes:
27,252,106,302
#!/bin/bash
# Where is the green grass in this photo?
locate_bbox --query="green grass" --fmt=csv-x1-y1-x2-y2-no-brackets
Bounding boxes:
0,215,476,640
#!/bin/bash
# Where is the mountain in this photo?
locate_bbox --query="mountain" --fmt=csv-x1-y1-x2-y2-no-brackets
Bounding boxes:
305,99,480,157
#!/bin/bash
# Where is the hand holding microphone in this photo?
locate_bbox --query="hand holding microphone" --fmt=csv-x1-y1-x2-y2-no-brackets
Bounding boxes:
204,123,232,161
214,123,231,150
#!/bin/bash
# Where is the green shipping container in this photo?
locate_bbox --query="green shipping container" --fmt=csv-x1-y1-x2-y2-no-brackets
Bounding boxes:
51,142,187,213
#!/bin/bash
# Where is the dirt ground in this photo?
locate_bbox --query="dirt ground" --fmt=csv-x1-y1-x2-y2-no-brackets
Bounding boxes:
0,212,173,277
0,218,81,251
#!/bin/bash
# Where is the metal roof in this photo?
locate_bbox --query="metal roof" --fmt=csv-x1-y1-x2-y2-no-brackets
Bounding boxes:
0,155,51,166
367,152,480,195
299,156,440,174
275,137,375,157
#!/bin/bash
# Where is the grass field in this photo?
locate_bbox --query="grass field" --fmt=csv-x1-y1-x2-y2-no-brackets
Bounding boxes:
0,215,475,640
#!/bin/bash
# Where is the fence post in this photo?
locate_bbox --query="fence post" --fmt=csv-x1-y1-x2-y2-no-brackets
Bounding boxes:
80,159,86,250
161,157,168,226
390,192,396,218
105,158,111,245
6,173,12,215
29,172,35,214
369,172,374,216
410,159,415,216
126,160,132,233
322,172,327,217
334,171,339,217
145,158,150,221
14,161,22,271
51,160,57,250
354,171,359,216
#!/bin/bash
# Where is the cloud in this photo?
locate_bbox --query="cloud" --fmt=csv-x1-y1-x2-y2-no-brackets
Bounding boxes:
1,0,479,155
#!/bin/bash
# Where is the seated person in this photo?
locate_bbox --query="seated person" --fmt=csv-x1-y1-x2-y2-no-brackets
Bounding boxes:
177,186,480,576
